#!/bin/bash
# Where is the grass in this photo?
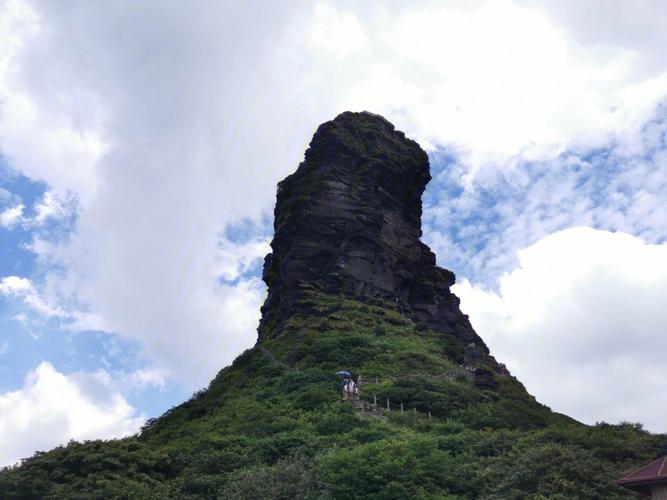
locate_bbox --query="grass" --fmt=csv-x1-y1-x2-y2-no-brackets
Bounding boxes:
0,291,662,499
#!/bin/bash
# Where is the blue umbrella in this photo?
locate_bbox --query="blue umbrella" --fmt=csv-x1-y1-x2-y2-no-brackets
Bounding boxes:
335,370,352,377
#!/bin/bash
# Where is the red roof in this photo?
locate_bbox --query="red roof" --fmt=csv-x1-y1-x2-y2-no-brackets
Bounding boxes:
617,455,667,493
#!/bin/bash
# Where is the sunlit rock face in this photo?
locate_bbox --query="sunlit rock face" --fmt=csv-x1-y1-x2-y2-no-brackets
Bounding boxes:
259,111,505,375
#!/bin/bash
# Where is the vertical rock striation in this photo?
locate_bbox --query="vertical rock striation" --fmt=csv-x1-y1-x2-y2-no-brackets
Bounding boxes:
259,111,506,374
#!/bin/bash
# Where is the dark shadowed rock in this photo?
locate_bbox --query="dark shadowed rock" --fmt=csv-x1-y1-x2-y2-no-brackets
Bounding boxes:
259,111,506,376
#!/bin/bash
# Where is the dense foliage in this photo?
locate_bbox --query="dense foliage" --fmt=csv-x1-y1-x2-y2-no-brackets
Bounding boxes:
0,292,662,498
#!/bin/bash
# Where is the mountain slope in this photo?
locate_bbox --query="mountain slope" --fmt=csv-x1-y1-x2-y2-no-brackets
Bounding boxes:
0,112,662,499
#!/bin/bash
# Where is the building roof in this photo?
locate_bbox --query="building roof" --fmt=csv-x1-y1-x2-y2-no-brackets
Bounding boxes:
617,455,667,494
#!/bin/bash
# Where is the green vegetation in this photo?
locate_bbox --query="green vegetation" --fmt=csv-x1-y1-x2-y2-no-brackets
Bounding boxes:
0,292,662,498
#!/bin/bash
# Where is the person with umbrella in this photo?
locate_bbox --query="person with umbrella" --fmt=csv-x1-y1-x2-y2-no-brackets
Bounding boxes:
336,371,352,400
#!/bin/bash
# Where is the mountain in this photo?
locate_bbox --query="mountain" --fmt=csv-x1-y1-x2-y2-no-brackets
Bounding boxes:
0,112,662,499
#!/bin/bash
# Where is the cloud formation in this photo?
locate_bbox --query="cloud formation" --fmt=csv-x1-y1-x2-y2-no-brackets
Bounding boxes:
0,362,143,467
0,276,63,318
294,0,667,167
455,228,667,432
0,203,23,228
0,0,295,386
424,103,667,284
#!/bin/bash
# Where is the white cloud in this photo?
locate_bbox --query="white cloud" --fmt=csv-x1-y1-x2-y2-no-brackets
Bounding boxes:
454,227,667,432
124,368,167,390
0,0,304,388
0,362,143,467
0,275,63,317
536,0,667,76
33,191,67,225
307,3,369,56
0,203,24,228
0,0,106,200
290,0,667,168
424,104,667,285
0,276,107,336
0,275,31,294
216,238,271,282
0,191,70,230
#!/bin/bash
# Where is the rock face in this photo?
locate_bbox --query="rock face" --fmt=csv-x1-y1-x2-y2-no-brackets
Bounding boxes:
259,111,505,374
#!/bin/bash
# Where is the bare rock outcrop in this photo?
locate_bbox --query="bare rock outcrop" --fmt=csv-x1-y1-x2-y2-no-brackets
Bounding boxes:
259,111,506,375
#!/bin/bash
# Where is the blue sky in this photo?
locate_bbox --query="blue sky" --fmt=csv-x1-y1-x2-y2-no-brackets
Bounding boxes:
0,164,188,417
1,0,667,466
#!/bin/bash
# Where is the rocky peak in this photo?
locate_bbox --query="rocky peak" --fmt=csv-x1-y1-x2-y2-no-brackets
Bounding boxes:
259,111,505,374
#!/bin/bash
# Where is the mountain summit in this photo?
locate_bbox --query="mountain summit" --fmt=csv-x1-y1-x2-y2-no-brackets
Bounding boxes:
0,112,661,499
261,111,505,380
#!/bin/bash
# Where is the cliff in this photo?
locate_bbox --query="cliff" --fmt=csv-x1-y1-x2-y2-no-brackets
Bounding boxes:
260,111,506,382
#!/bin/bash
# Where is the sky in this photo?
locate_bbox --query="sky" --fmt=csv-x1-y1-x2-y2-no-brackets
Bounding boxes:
0,0,666,466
